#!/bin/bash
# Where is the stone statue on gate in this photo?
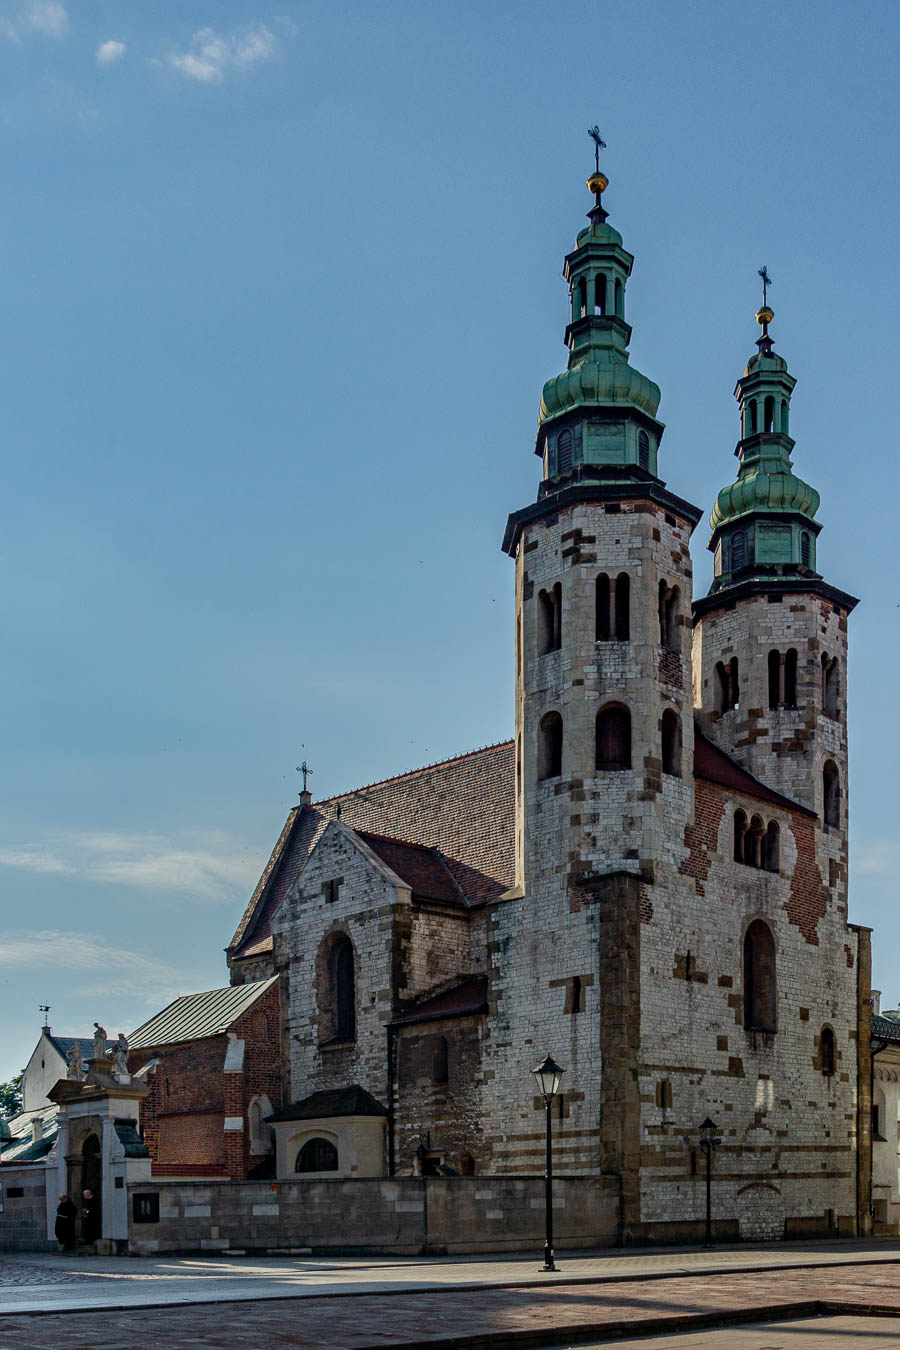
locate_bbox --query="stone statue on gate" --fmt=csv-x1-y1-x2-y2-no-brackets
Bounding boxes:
92,1023,108,1059
112,1033,129,1076
66,1042,84,1081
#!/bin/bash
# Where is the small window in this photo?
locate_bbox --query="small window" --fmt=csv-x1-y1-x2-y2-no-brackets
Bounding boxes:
594,272,606,315
749,400,758,433
744,919,777,1032
334,937,356,1041
731,531,746,571
823,760,840,828
658,582,680,652
655,1080,673,1109
781,399,789,434
784,649,798,708
661,709,681,777
296,1137,338,1173
763,821,780,873
764,395,775,433
614,573,630,640
614,278,623,317
800,531,810,567
746,815,764,869
323,878,341,904
132,1193,160,1224
537,582,562,655
595,573,610,641
821,1026,835,1076
768,649,781,709
596,703,631,771
576,278,587,319
638,430,650,472
733,810,747,863
557,429,573,474
432,1035,449,1085
539,711,563,780
566,975,584,1015
823,655,840,718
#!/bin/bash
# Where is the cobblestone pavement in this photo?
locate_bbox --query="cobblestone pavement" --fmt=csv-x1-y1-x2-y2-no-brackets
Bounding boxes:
573,1316,900,1347
1,1262,900,1349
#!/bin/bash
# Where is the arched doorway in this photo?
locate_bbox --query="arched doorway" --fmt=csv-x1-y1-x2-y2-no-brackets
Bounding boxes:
80,1133,102,1244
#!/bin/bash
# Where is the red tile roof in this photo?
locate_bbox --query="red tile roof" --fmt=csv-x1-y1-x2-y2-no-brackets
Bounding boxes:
229,730,813,962
392,977,489,1026
229,741,515,959
357,832,465,906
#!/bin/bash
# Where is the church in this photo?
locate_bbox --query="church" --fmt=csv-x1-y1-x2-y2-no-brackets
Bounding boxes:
218,156,871,1245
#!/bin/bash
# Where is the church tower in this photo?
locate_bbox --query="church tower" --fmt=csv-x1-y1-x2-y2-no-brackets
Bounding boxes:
502,161,702,899
693,295,858,900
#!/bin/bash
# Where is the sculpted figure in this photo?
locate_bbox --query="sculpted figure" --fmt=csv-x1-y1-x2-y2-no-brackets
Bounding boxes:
113,1033,129,1075
92,1023,107,1059
66,1043,84,1081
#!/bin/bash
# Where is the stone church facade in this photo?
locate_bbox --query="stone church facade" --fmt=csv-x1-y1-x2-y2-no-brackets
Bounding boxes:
226,164,871,1244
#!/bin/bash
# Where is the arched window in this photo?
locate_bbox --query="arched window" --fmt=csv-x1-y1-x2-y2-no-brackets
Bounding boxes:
576,278,587,319
595,573,610,641
539,711,563,780
784,649,798,708
334,938,356,1041
537,582,562,655
594,272,606,315
658,582,680,652
746,815,764,868
596,703,631,771
821,1026,835,1076
823,655,840,718
638,430,650,471
781,399,789,434
731,531,746,571
768,649,781,709
764,395,775,433
614,573,630,640
729,656,740,709
556,429,573,475
733,809,747,863
763,821,780,873
743,919,777,1032
715,658,739,713
800,531,810,567
823,760,840,828
661,709,681,777
749,400,758,433
432,1035,449,1085
296,1137,338,1173
614,278,623,316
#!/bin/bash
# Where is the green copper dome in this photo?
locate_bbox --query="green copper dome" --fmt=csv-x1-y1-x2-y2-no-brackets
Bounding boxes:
707,302,822,590
535,171,665,483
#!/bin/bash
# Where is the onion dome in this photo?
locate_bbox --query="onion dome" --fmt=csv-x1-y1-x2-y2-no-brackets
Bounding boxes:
707,294,822,591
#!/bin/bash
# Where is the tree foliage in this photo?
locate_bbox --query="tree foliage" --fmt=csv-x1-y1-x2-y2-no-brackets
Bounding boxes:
0,1073,23,1117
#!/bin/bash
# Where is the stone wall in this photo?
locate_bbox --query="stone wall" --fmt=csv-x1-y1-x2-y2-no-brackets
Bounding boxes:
394,1014,487,1173
126,1175,618,1256
0,1166,49,1251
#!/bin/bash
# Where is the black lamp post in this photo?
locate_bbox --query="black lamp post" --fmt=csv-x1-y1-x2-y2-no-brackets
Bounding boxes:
532,1053,565,1272
698,1116,721,1247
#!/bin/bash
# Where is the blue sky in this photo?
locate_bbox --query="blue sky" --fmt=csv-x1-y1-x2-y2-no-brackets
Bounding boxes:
1,0,898,1081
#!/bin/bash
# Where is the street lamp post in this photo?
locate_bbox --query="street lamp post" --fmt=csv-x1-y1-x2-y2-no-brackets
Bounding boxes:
532,1053,565,1272
698,1116,722,1248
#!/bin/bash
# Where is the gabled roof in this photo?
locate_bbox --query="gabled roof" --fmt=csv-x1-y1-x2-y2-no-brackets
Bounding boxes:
229,741,515,960
47,1035,94,1063
694,731,815,818
267,1085,387,1122
392,976,489,1026
357,831,465,906
129,976,278,1050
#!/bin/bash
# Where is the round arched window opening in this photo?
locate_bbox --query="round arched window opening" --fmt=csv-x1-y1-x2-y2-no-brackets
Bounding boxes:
295,1137,338,1173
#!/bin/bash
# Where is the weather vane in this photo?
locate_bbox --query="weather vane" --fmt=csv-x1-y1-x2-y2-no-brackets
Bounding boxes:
588,126,607,174
39,1004,50,1027
758,265,772,308
296,760,313,794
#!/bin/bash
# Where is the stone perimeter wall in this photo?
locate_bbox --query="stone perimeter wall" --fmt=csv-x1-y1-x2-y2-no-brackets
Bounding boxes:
0,1166,49,1252
127,1175,618,1256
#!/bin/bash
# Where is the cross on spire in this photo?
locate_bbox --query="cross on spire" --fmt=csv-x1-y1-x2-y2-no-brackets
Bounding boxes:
588,126,606,174
296,760,313,794
758,265,772,308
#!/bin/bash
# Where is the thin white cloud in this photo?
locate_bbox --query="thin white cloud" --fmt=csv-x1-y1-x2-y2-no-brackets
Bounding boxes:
858,842,900,875
24,0,67,38
0,829,257,900
167,23,277,83
96,38,125,66
0,929,194,1007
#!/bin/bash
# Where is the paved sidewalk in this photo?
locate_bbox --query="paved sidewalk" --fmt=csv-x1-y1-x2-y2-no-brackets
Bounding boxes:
1,1258,900,1348
2,1239,900,1316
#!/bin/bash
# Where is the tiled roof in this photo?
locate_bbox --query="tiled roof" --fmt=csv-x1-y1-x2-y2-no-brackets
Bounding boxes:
694,731,815,818
267,1085,387,1122
358,832,465,906
0,1105,58,1164
392,976,489,1026
129,976,278,1050
229,741,515,959
48,1035,94,1063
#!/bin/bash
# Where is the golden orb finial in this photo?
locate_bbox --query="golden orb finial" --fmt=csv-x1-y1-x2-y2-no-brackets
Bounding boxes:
587,169,608,196
756,305,774,327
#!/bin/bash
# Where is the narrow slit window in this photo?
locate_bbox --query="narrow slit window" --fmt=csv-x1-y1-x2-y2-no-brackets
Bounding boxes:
539,712,563,780
596,704,631,771
557,429,573,474
614,573,630,639
661,709,681,777
638,430,650,471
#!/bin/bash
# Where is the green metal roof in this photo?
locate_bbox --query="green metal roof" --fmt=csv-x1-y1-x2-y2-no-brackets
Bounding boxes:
129,976,278,1050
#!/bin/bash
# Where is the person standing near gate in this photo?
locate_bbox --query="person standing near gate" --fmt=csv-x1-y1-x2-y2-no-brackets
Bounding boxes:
54,1194,77,1251
81,1189,99,1246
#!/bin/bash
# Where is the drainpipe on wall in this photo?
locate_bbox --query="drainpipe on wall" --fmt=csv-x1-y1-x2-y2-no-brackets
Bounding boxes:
386,1024,396,1177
